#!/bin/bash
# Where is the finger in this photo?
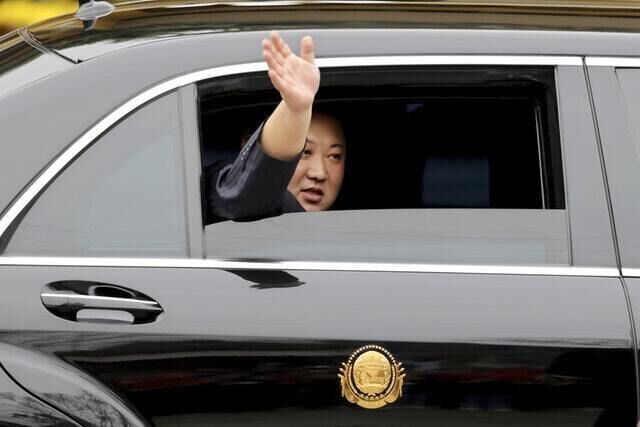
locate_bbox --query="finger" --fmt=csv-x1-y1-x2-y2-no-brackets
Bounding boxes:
265,54,287,82
262,50,279,73
263,37,286,66
268,68,286,93
262,38,271,52
271,30,292,58
300,36,315,63
272,44,287,67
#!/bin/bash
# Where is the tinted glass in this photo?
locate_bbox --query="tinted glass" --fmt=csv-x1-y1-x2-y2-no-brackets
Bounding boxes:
617,69,640,161
206,209,568,265
6,91,187,257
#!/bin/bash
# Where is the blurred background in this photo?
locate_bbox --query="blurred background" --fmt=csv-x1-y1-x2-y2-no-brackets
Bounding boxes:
0,0,125,35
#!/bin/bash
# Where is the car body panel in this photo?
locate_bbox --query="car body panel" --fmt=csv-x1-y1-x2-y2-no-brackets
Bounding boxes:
0,30,71,101
0,0,638,425
0,265,635,425
0,58,634,424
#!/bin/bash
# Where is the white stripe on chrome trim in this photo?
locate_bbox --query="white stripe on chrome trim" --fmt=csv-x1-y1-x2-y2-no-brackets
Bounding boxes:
318,56,583,67
0,55,581,241
40,293,159,306
623,268,640,278
586,57,640,67
0,256,619,277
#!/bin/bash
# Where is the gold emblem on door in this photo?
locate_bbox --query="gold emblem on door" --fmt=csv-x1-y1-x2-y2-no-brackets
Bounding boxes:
338,345,405,409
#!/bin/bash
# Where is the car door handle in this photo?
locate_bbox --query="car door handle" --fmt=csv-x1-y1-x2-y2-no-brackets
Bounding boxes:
41,280,163,324
41,292,162,312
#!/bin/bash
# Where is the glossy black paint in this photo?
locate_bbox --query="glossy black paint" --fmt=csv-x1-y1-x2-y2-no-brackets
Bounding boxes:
0,342,148,426
1,1,639,425
0,332,634,426
0,362,79,426
0,31,70,98
0,265,635,425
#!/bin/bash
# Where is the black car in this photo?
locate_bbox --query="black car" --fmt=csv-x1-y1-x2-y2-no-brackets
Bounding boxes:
1,0,640,425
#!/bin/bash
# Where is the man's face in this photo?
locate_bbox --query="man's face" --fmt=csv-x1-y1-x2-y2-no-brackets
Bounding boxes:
287,113,345,211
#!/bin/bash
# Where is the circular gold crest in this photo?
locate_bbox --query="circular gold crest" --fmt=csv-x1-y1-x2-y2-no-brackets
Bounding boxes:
338,345,405,409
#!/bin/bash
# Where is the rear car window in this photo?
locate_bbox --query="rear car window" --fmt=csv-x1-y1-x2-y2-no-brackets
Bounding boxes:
4,91,188,257
199,66,568,265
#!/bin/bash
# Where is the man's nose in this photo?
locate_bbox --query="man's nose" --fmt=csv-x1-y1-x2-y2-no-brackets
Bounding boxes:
306,156,328,181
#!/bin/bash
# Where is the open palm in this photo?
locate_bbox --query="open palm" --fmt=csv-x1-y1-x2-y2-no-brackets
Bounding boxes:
262,31,320,112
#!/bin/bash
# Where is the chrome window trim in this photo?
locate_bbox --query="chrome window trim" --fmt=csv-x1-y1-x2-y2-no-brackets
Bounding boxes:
623,269,640,278
0,55,582,243
586,57,640,67
318,56,582,67
0,256,618,277
0,54,584,273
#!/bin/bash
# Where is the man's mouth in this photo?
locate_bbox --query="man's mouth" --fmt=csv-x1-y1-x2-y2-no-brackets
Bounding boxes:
301,187,324,203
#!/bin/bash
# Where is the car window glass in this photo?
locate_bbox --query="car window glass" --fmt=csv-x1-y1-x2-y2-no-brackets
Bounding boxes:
616,69,640,164
199,66,568,265
5,91,187,257
206,209,568,264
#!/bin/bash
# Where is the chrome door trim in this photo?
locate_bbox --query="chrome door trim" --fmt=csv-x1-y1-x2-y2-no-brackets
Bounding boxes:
623,269,640,278
586,57,640,67
318,56,582,67
41,293,162,311
0,55,581,244
0,256,618,277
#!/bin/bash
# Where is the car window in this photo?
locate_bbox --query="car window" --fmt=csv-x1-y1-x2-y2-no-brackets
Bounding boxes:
200,66,568,265
616,69,640,163
4,91,188,257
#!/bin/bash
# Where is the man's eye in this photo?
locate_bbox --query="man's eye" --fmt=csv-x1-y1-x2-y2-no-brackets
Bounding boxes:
303,150,312,157
329,153,342,161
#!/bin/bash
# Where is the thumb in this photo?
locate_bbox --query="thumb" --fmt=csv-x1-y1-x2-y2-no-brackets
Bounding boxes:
300,36,315,63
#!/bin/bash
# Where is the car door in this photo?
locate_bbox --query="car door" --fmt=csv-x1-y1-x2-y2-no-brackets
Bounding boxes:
0,48,635,427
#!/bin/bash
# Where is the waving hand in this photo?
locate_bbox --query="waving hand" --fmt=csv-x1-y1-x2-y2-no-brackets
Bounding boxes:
262,31,320,112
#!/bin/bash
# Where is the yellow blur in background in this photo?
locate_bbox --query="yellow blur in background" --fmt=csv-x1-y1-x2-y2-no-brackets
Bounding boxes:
0,0,78,34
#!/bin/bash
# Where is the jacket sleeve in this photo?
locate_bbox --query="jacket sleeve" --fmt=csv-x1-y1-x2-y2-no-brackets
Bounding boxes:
204,122,302,223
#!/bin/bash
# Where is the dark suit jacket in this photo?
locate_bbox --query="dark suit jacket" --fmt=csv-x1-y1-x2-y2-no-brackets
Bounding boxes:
204,123,304,224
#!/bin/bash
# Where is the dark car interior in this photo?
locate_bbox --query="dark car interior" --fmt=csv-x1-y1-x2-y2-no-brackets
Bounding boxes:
198,66,564,218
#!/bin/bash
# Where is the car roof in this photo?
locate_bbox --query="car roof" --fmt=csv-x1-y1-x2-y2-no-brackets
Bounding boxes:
26,0,640,62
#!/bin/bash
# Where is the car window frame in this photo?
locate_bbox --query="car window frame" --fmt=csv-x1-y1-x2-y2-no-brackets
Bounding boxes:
182,56,613,271
0,55,618,277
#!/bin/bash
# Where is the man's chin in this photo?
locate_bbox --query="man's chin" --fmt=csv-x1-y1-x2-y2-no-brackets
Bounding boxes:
297,197,326,212
295,194,334,212
301,202,324,212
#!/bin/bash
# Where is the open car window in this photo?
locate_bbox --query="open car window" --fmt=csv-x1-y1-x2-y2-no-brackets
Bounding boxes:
200,65,567,265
